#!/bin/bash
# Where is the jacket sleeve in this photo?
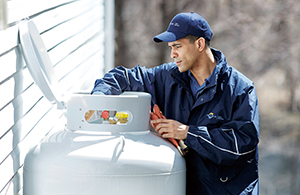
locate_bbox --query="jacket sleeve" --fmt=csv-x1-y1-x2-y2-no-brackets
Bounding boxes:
184,85,259,166
92,65,156,95
91,64,176,107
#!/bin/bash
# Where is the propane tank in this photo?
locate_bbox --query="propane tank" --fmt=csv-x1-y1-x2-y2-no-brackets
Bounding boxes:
23,92,186,195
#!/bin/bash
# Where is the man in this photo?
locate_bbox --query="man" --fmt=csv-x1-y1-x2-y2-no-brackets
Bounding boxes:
92,12,259,195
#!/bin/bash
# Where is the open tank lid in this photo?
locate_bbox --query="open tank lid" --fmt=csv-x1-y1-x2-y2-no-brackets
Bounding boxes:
19,20,64,108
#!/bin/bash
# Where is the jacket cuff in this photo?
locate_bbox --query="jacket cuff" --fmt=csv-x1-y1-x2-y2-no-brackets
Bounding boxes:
92,91,105,95
186,125,211,142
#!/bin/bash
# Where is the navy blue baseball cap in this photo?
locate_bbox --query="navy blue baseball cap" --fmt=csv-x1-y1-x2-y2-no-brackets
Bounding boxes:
153,12,213,43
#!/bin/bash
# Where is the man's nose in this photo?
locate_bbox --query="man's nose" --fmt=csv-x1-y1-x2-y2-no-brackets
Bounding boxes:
170,50,178,58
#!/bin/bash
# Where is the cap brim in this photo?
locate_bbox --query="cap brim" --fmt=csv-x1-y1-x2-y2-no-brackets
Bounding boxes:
153,31,186,43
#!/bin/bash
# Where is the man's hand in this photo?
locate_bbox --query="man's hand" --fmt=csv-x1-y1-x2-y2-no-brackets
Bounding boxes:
151,119,189,140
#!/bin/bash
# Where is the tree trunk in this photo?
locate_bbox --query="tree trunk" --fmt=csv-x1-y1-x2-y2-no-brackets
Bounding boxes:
114,0,127,67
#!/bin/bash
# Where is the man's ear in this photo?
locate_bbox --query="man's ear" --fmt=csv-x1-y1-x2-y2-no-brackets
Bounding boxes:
196,37,205,51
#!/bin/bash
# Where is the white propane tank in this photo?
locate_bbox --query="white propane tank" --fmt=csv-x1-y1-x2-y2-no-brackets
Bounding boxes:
19,21,186,195
23,92,186,195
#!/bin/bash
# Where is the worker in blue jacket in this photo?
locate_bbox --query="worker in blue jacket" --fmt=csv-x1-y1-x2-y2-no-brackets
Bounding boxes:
92,12,259,195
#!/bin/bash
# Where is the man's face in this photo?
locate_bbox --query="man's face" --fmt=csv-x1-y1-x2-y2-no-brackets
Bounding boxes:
168,38,200,72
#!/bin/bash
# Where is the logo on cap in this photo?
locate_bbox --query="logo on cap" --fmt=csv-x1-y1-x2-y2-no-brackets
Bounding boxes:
170,22,180,27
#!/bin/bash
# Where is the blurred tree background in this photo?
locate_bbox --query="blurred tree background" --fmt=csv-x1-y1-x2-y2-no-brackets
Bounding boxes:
114,0,300,194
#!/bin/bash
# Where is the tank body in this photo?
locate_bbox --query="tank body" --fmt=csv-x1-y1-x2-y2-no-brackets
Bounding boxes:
23,92,186,195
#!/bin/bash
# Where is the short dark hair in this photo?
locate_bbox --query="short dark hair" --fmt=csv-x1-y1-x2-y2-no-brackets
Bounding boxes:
184,35,211,47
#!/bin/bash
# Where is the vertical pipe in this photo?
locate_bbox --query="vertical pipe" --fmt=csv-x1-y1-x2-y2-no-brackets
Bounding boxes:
11,45,24,194
104,0,115,73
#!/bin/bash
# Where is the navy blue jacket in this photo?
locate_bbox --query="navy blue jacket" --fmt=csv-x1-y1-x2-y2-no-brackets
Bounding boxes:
92,48,259,195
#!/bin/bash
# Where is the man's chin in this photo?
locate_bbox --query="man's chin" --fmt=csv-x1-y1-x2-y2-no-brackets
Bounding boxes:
178,67,188,73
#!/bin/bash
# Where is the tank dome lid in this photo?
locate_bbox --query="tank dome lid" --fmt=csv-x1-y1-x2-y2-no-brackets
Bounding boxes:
19,21,64,108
